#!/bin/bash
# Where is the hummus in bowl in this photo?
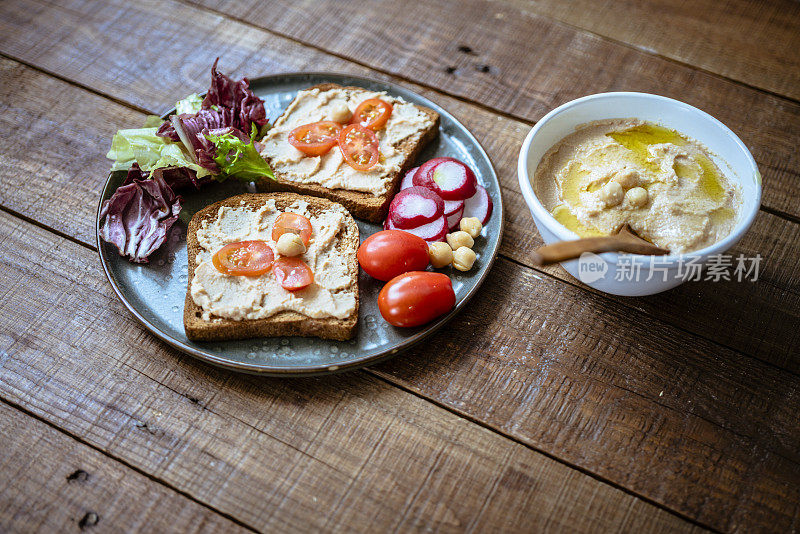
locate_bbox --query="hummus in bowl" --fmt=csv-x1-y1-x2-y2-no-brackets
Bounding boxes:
534,119,742,254
517,92,761,296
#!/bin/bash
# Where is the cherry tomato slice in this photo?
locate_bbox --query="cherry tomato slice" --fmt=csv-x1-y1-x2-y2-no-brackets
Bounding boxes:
288,121,342,156
212,240,275,277
378,271,455,327
350,98,393,130
338,124,379,171
272,212,313,246
357,230,429,281
273,257,314,291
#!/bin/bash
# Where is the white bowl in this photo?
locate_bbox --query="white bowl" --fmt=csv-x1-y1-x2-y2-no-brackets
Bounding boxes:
517,92,761,296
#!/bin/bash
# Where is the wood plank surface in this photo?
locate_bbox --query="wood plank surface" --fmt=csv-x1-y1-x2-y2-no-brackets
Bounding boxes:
0,212,700,533
516,0,800,101
1,58,799,531
184,0,800,219
2,28,798,376
0,401,249,533
0,0,798,531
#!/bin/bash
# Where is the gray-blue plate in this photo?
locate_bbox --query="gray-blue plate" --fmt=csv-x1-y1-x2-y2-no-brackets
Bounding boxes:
96,72,504,376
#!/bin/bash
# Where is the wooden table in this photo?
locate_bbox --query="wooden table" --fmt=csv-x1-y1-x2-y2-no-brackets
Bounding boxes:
1,1,799,532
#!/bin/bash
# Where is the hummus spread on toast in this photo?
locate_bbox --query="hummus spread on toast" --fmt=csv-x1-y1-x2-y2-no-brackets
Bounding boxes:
190,199,356,321
534,119,742,253
260,87,434,196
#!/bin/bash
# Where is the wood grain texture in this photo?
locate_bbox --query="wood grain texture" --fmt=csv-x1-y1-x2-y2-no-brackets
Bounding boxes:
0,212,700,533
374,258,800,532
0,402,248,533
2,41,798,375
183,0,800,218
517,0,800,101
0,59,797,531
0,0,797,530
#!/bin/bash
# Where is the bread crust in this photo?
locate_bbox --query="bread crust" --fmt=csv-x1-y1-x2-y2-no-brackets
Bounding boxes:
256,83,440,223
183,193,359,342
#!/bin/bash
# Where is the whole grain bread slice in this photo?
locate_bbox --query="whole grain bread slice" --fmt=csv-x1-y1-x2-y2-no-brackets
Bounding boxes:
184,192,359,342
256,83,440,223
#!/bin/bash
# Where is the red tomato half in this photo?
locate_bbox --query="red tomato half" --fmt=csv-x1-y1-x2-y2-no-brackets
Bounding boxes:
350,98,393,130
358,230,430,281
288,121,342,156
378,271,455,327
338,124,379,171
272,212,313,246
213,240,275,277
273,257,314,291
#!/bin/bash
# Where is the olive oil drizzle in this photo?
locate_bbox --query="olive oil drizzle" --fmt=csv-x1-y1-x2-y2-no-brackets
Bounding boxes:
549,122,735,238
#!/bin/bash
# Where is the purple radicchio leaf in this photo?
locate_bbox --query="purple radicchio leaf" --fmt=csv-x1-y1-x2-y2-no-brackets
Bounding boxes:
169,111,248,173
157,59,267,147
201,58,267,136
99,163,183,263
151,166,211,192
155,119,180,142
156,107,236,145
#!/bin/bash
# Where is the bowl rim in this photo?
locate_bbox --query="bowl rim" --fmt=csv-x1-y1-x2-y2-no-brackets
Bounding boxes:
517,91,762,266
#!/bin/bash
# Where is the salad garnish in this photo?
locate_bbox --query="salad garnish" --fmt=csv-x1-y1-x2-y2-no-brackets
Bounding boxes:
100,59,274,263
99,164,182,263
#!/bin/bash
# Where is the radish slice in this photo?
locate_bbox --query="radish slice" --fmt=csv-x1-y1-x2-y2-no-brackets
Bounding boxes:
412,157,457,195
414,158,452,186
400,166,418,190
414,157,477,200
446,205,464,231
462,184,493,224
385,215,447,243
443,199,464,216
429,160,477,200
388,186,444,228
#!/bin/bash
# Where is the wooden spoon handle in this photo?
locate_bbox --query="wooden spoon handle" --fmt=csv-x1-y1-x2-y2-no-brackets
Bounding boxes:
531,236,668,266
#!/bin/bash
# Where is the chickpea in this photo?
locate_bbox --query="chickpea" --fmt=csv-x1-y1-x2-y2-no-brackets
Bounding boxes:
428,242,453,269
446,230,474,250
452,247,477,271
328,101,352,123
612,169,639,189
459,217,483,238
600,181,624,207
626,186,649,208
276,232,306,257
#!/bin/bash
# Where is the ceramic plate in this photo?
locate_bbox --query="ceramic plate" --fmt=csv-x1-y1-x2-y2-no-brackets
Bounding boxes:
97,72,503,376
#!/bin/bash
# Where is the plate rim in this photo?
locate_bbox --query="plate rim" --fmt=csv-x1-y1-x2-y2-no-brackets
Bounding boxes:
96,71,505,376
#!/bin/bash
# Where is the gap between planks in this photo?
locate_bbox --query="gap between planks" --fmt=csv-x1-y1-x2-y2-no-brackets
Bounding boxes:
496,0,800,107
0,396,262,534
179,0,800,119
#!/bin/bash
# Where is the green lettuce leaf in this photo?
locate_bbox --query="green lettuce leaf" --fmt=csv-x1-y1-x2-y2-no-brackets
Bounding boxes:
175,93,203,115
142,115,165,128
106,126,211,178
204,129,275,182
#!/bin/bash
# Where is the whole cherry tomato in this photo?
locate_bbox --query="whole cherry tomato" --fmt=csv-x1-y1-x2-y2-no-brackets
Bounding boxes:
350,98,393,130
272,212,313,246
338,124,379,171
213,240,274,277
378,271,455,327
288,121,342,156
358,230,430,282
273,257,314,291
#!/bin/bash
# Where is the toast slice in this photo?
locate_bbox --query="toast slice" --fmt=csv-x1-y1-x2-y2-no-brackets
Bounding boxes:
184,193,359,341
257,83,440,223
